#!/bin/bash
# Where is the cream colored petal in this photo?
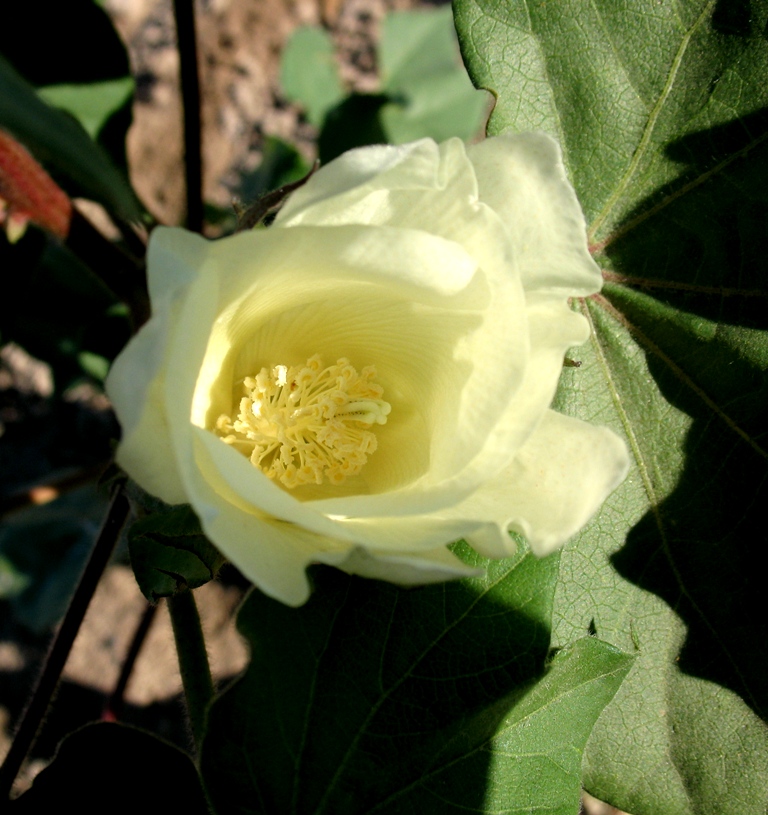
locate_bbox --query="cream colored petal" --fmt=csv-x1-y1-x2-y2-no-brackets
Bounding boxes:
326,544,483,586
145,226,211,303
330,514,483,552
188,430,350,605
452,410,630,559
106,299,187,505
211,224,481,308
193,426,365,544
161,253,223,502
190,224,527,518
468,134,601,298
278,140,478,237
106,227,215,505
276,139,452,227
460,299,590,491
191,492,319,606
302,302,607,557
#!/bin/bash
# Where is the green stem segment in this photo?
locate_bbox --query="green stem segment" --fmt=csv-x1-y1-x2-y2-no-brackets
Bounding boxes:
167,586,214,755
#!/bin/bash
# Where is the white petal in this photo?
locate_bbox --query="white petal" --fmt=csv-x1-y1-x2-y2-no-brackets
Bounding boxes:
468,134,602,299
106,316,186,505
192,426,364,544
145,226,210,303
453,410,629,558
182,460,327,606
276,139,452,227
462,299,590,488
106,227,213,504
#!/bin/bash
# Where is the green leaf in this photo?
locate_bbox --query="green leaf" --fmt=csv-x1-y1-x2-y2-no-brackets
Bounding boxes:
38,77,134,141
454,0,768,812
318,94,389,164
280,27,346,127
379,7,488,143
0,54,142,222
128,504,227,601
9,722,209,814
201,549,631,814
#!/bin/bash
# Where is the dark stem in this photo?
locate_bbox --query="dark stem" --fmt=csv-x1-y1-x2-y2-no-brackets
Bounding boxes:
67,210,150,330
0,487,130,801
233,161,320,232
167,587,214,755
172,0,204,233
102,602,159,722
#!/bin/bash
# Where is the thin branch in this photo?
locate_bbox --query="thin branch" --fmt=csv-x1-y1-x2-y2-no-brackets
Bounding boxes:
66,209,150,330
173,0,204,233
0,486,131,801
233,161,319,232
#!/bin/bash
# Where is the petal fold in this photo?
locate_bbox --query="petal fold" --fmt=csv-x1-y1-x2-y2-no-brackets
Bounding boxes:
457,410,630,558
468,133,601,299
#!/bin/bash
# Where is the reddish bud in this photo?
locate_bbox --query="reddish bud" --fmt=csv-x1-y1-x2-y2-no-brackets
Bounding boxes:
0,128,72,241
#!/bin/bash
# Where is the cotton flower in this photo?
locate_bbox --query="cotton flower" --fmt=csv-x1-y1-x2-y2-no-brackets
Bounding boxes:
106,134,629,605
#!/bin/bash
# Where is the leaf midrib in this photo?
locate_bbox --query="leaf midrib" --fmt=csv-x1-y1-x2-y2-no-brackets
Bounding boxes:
588,0,718,242
585,295,763,713
360,655,632,815
309,563,533,815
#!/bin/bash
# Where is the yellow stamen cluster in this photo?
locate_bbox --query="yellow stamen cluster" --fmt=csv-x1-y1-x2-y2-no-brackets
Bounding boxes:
215,355,391,488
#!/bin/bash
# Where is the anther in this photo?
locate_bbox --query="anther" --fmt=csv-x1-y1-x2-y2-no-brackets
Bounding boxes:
214,355,391,488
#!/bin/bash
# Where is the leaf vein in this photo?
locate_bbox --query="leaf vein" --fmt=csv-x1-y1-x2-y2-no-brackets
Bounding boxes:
588,0,717,241
312,565,520,815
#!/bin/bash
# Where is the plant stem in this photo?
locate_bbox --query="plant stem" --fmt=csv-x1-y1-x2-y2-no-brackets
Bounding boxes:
0,486,130,801
167,586,214,756
67,209,150,330
172,0,204,233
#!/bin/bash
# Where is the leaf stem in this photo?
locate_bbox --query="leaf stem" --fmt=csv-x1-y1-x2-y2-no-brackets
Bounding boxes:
172,0,204,233
167,586,214,756
0,486,130,801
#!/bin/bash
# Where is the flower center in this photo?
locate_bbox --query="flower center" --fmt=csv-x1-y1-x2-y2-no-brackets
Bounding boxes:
214,355,391,489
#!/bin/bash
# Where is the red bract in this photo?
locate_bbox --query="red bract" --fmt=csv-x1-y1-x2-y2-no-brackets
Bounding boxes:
0,129,72,242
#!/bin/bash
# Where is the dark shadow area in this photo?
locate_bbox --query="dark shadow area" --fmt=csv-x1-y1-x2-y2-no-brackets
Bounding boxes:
0,2,129,86
318,93,390,164
712,0,754,36
603,107,768,330
9,721,209,814
602,113,768,720
0,0,134,176
0,227,132,394
611,386,768,719
202,562,554,814
0,670,191,762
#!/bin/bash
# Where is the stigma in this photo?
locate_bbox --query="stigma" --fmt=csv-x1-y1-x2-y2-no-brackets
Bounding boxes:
214,355,391,488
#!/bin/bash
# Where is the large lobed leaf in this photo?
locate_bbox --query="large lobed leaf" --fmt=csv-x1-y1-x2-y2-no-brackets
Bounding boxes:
453,0,768,812
201,548,632,814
